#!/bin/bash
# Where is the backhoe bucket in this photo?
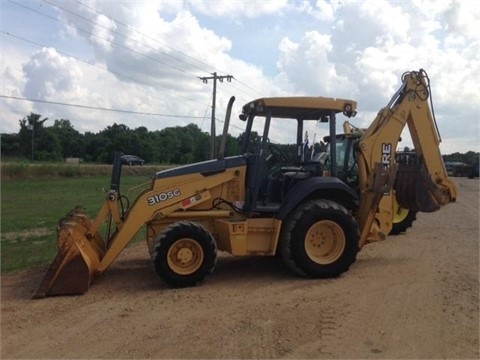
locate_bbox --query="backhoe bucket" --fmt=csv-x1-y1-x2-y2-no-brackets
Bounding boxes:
32,209,104,299
394,163,445,212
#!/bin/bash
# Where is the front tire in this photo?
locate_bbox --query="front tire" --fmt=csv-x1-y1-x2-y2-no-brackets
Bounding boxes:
152,221,217,287
279,199,359,278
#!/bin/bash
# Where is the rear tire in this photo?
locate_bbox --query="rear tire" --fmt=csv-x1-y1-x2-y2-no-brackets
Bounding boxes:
390,201,417,235
279,199,359,278
152,221,217,287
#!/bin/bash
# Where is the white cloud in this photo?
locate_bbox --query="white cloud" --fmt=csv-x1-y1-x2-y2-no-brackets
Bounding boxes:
90,14,117,50
189,0,289,18
442,0,479,40
276,31,351,95
164,11,232,65
22,48,83,99
314,0,338,21
1,65,31,129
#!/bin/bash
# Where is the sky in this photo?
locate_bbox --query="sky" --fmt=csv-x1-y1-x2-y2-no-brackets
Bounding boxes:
1,0,479,154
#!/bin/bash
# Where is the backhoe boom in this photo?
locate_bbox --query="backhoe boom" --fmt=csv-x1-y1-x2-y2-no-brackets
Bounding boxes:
357,69,457,247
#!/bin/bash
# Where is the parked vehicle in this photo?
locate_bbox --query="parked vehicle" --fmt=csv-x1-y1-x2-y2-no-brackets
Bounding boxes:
469,162,479,178
444,162,470,177
121,154,144,166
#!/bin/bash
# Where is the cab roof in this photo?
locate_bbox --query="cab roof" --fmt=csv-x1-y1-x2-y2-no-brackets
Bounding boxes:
240,96,357,120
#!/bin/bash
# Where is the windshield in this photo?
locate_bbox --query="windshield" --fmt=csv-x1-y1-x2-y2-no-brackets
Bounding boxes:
324,136,358,186
325,138,349,170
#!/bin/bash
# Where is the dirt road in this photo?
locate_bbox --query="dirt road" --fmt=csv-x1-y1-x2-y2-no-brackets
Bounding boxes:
1,178,478,359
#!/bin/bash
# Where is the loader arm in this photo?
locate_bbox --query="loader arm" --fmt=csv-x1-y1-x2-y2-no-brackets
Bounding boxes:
97,170,236,272
33,168,237,298
356,69,457,248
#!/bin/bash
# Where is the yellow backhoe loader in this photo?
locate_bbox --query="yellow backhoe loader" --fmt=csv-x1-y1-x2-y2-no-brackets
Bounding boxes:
33,69,457,298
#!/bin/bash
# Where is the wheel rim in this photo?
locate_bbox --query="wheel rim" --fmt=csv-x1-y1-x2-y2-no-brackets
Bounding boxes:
393,200,409,224
305,220,346,264
167,238,204,275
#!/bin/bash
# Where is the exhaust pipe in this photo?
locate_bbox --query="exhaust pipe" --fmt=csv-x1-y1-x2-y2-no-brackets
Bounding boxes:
218,96,235,159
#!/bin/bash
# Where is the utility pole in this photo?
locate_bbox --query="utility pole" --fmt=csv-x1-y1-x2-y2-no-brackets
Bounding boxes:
199,72,233,159
27,123,34,162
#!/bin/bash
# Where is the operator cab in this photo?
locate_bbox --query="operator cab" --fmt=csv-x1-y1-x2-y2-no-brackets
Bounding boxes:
238,96,357,214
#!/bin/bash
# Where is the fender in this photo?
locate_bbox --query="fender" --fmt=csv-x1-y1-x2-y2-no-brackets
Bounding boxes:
277,177,359,220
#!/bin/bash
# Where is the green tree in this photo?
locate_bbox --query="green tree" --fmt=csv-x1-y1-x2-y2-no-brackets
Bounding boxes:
84,131,106,162
35,128,62,161
97,123,138,163
0,133,22,158
158,127,181,163
49,119,85,158
220,133,241,157
132,126,154,162
18,113,49,161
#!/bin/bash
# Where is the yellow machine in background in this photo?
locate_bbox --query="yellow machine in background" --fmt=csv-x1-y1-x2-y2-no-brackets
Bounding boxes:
33,69,457,298
323,123,419,235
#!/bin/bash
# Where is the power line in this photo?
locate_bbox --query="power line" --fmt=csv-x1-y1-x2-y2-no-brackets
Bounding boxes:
70,0,218,75
8,0,264,104
0,94,206,118
42,0,203,77
230,77,264,99
2,30,206,106
2,31,148,87
4,0,268,130
9,1,195,79
9,0,259,108
48,0,263,100
9,0,212,85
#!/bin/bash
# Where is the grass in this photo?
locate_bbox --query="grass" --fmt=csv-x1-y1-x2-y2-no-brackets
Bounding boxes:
1,162,171,179
1,174,153,273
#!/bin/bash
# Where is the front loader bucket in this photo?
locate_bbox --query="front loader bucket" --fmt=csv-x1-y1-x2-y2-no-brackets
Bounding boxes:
33,209,104,299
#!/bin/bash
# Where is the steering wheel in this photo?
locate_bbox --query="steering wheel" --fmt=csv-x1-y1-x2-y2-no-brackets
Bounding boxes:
345,159,359,187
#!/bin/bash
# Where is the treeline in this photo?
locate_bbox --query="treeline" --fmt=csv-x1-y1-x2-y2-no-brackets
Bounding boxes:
442,152,479,166
1,112,478,166
1,113,241,164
